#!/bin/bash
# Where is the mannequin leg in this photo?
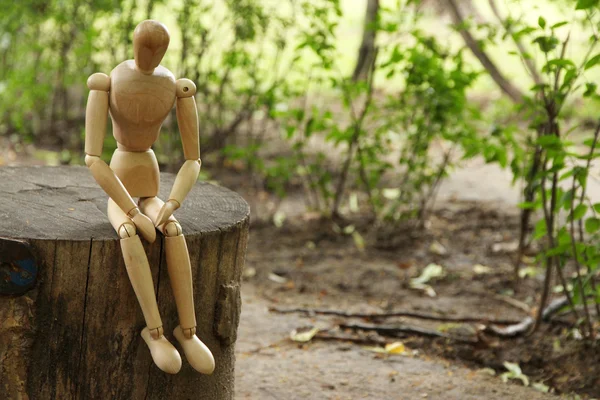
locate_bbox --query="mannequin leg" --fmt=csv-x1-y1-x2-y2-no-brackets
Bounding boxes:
107,199,181,374
140,197,215,374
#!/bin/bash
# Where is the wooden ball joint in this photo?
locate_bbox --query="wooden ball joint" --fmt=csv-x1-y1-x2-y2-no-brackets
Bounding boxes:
84,20,213,375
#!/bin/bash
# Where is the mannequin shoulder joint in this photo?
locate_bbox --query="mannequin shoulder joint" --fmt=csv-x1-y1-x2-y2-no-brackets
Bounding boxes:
176,78,196,97
87,73,110,91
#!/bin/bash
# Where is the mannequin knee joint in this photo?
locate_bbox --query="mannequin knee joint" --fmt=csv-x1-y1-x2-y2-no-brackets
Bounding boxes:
118,222,137,238
163,221,182,237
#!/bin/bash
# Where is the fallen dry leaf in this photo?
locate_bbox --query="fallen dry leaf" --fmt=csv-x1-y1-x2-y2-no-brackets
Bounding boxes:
273,210,286,228
352,231,365,252
290,327,319,343
473,264,492,275
268,273,288,284
501,361,529,386
429,241,448,256
532,382,550,393
243,267,256,279
491,241,519,253
409,264,444,297
363,341,406,355
385,342,406,354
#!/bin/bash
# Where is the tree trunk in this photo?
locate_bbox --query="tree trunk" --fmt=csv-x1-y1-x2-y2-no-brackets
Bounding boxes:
0,166,250,399
352,0,379,82
444,0,524,102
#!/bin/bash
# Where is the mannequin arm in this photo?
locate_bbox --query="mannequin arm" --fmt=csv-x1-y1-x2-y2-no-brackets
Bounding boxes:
155,78,201,227
84,73,156,242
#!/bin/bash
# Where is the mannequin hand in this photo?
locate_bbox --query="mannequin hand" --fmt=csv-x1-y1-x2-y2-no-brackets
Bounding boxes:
130,210,157,243
155,199,180,227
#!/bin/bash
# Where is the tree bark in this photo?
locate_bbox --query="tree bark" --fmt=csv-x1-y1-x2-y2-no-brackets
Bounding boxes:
0,166,250,400
352,0,379,82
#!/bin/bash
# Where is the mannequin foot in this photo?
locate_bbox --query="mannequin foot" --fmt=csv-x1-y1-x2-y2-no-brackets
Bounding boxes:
141,327,182,374
174,325,215,374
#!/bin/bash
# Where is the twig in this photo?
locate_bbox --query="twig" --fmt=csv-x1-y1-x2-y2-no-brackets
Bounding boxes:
269,306,522,325
487,297,568,337
240,339,287,355
485,317,534,337
493,294,531,314
420,147,454,224
314,331,387,346
569,175,594,338
536,149,580,329
356,143,377,219
515,145,542,281
339,323,478,343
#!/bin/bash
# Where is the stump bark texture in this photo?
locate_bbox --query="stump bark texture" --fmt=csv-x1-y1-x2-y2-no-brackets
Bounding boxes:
0,166,249,399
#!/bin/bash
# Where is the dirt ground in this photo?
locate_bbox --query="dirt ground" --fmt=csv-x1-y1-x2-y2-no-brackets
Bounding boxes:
236,286,552,400
229,158,600,400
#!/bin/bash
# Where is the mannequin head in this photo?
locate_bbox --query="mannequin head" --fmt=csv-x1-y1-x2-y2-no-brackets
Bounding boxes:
133,20,170,74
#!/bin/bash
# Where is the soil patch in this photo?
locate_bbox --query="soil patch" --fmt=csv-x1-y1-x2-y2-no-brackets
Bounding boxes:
236,193,599,398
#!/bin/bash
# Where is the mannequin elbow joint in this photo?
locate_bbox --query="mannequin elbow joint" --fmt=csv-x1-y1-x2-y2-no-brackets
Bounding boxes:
85,155,100,167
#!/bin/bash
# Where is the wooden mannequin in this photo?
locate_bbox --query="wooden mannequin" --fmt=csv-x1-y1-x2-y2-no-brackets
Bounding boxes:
84,20,214,375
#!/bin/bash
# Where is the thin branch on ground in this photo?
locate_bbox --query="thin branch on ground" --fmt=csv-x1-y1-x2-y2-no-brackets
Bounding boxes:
314,330,388,346
269,306,522,325
339,323,479,343
488,297,568,337
240,339,287,355
493,294,531,314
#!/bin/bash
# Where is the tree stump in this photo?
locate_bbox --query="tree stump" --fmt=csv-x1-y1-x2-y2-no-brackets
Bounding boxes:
0,166,249,399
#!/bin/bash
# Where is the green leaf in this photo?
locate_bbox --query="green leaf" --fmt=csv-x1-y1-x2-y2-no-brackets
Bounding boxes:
561,189,574,211
544,58,576,70
513,27,537,40
518,201,537,209
536,135,562,149
557,227,571,246
585,217,600,233
585,53,600,70
534,219,547,240
551,21,568,29
561,68,578,89
533,35,559,53
559,169,575,181
576,0,599,10
575,167,589,189
572,204,588,220
584,82,598,97
538,16,546,29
